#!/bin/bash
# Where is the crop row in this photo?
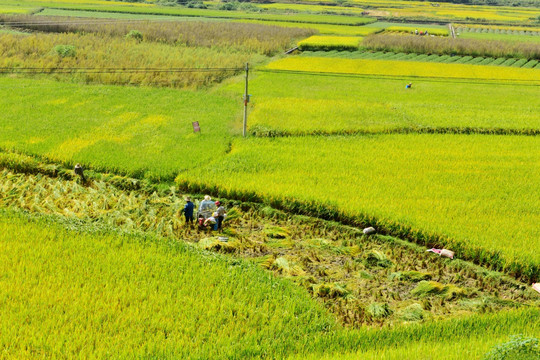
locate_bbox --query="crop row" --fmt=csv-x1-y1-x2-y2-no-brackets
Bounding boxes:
363,34,540,60
300,50,540,69
457,27,540,36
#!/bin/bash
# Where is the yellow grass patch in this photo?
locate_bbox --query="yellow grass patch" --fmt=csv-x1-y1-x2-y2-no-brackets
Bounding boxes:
267,57,540,82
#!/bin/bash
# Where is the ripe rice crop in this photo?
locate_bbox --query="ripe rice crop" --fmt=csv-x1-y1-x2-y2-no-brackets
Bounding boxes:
0,77,236,180
175,134,540,282
238,70,540,135
363,33,540,59
0,210,335,358
266,57,540,82
0,14,313,56
0,31,256,87
298,35,362,51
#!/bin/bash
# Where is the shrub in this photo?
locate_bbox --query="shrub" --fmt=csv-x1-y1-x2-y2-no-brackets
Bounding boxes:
483,335,539,360
54,45,76,58
125,30,143,42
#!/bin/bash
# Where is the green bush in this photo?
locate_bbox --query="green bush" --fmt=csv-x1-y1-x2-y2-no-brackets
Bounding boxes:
54,45,76,58
483,335,539,360
125,30,143,42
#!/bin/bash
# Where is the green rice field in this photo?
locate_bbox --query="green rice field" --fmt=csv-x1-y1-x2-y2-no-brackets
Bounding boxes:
0,1,539,358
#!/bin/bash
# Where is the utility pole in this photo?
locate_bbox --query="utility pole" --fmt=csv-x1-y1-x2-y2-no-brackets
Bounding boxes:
243,63,249,137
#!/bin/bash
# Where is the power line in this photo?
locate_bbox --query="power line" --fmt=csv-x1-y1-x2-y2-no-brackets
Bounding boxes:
257,68,540,86
0,18,189,26
0,67,243,74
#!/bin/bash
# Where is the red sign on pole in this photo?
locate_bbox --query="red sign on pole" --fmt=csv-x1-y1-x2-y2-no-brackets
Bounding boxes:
192,121,200,133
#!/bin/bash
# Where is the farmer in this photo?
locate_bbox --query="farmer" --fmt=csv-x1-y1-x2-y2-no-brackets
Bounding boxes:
204,212,219,231
406,82,412,89
198,195,216,218
215,201,227,231
74,163,86,183
181,196,195,225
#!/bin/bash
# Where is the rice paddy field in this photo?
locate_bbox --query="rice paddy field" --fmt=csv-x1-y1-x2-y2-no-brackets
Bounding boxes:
298,35,363,51
266,57,540,82
1,1,540,359
299,50,540,69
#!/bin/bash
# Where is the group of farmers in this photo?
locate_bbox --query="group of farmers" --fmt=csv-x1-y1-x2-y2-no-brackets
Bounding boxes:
180,195,227,231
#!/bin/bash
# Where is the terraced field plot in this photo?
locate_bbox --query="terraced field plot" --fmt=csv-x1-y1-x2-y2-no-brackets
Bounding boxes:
298,35,363,51
0,3,539,359
458,30,540,43
0,77,236,179
176,134,540,281
267,57,540,82
239,70,540,135
300,50,540,69
0,154,538,359
0,210,333,358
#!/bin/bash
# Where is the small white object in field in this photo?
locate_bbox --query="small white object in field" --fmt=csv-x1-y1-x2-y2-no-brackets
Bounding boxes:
427,248,454,259
533,283,540,294
218,237,229,242
440,249,454,259
363,227,376,235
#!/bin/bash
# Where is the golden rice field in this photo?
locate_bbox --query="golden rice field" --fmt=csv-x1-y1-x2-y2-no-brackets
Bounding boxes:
238,20,383,36
1,2,540,359
266,57,540,82
241,71,540,135
298,35,362,51
175,134,540,281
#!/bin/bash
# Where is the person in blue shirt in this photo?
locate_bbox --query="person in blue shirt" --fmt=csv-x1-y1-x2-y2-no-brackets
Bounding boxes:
182,196,195,225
